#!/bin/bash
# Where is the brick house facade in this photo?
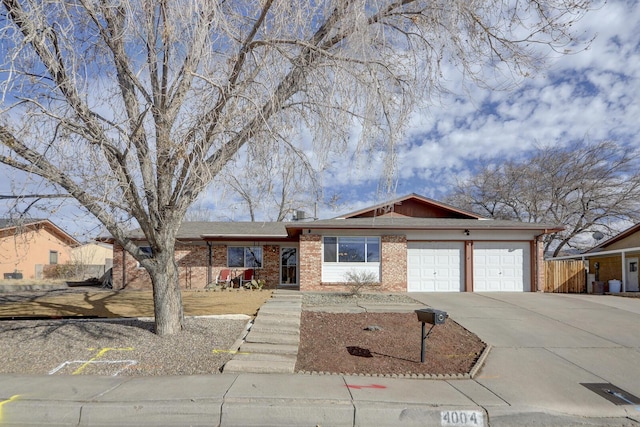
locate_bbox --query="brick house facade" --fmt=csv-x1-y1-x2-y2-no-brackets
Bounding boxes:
110,194,559,292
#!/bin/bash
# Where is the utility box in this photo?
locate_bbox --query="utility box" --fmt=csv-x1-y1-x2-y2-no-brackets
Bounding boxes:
415,308,447,325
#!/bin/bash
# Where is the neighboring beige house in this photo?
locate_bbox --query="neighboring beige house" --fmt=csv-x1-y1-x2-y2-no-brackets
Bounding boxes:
0,219,79,280
581,223,640,292
71,241,114,279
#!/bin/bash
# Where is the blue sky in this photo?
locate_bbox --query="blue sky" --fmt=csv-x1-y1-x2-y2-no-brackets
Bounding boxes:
316,1,640,213
2,1,639,240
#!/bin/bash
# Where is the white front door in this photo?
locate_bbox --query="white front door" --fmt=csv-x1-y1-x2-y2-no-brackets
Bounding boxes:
407,242,464,292
626,257,639,292
473,242,530,292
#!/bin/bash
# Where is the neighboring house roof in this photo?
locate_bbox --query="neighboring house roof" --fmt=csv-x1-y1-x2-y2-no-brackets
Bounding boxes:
336,193,483,220
0,218,79,246
584,223,640,254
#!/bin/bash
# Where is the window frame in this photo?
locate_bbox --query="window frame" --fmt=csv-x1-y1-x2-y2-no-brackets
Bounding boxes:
49,250,58,265
136,246,153,269
322,237,380,263
227,246,263,268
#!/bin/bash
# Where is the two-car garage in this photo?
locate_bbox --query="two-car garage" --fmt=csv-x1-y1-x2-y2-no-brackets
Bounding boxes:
407,241,531,292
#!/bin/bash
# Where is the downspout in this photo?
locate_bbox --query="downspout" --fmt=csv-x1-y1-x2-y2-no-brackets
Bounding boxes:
207,242,213,286
122,246,126,290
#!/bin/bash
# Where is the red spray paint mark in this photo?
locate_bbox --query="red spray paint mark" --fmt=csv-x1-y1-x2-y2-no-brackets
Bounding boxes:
346,384,387,390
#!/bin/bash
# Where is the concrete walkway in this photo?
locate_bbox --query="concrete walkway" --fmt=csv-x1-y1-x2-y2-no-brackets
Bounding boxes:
1,292,640,426
223,291,302,374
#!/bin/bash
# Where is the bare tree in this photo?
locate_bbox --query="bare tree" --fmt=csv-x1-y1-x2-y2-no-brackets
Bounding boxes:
447,141,640,256
0,0,591,334
219,141,321,222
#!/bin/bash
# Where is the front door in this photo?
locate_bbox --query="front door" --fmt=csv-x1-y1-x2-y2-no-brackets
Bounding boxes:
626,257,639,292
280,247,298,287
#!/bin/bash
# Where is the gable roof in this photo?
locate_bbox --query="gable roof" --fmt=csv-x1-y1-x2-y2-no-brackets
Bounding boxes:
0,218,79,246
585,223,640,253
336,193,483,220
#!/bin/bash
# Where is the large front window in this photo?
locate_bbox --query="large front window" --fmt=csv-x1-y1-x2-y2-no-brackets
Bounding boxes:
228,246,263,268
323,237,380,263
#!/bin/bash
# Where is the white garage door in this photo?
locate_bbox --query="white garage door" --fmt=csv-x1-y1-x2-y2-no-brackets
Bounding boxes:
473,242,530,292
407,242,464,292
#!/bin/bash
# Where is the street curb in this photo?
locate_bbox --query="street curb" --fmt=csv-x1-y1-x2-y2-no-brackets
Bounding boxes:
469,344,491,379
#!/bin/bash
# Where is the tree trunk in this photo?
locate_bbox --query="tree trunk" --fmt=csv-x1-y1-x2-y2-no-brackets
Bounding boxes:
148,250,184,336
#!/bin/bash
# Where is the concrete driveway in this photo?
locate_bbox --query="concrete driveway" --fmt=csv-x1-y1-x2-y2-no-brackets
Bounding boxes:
410,292,640,425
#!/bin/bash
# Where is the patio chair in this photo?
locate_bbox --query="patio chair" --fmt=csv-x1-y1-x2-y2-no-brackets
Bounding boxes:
216,269,232,288
239,269,254,288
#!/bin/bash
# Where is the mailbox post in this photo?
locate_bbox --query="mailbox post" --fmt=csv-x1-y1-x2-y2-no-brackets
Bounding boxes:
415,308,447,363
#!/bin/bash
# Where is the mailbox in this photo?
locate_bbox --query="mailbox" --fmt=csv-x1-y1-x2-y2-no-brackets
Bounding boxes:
415,308,447,325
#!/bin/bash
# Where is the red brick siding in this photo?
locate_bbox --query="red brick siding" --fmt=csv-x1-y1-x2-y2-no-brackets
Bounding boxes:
111,244,152,290
176,244,208,289
381,235,407,292
300,234,408,293
299,234,322,291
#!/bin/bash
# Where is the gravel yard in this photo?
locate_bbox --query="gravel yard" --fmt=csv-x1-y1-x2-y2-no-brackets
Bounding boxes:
0,316,250,376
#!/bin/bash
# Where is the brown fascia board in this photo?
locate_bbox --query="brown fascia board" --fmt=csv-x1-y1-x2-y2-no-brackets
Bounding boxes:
335,193,484,220
287,218,563,234
584,223,640,253
0,219,80,246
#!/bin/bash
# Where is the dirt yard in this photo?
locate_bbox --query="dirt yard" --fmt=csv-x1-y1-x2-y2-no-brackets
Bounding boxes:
0,287,273,318
296,311,486,376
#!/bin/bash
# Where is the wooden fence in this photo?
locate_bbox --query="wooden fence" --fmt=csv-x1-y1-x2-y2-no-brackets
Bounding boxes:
543,260,586,293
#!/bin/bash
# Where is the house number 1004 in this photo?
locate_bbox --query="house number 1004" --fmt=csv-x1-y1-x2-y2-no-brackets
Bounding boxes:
440,410,484,426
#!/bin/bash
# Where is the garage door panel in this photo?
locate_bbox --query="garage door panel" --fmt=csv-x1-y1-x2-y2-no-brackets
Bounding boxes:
407,242,463,292
473,242,530,292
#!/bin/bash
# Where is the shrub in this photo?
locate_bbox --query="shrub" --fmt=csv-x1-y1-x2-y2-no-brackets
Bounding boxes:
344,270,379,296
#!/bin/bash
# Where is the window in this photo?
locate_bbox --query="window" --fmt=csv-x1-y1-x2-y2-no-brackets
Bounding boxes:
137,246,152,268
323,237,380,263
49,251,58,265
228,246,263,268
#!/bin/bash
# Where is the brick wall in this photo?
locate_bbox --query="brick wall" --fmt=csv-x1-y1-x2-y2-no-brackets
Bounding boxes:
381,235,407,292
176,244,208,289
112,244,151,290
300,233,408,293
299,234,322,291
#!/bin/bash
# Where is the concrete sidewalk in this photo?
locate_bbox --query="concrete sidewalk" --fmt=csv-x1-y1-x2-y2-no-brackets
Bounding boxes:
1,292,640,426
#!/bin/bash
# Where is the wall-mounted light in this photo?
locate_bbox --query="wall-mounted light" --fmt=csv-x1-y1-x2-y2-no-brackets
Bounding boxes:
464,229,470,236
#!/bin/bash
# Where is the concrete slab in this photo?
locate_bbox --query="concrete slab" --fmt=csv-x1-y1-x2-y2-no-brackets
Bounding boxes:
249,324,300,335
239,342,298,355
1,400,81,426
233,352,297,363
79,401,221,426
343,376,476,406
354,402,486,427
475,347,628,418
245,331,299,345
565,294,640,315
223,359,296,373
225,373,352,400
96,375,237,401
531,308,640,348
0,374,124,401
221,398,353,427
452,314,619,348
549,347,640,400
485,406,638,427
446,379,509,407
